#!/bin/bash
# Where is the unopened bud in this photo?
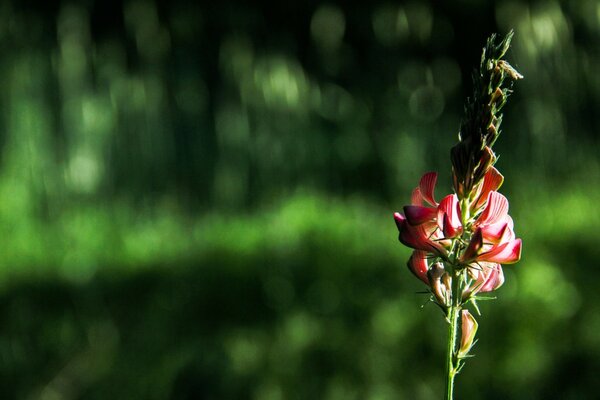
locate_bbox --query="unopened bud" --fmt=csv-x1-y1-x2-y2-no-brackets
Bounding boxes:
490,87,503,105
498,60,523,80
428,263,451,306
442,272,452,292
458,310,478,358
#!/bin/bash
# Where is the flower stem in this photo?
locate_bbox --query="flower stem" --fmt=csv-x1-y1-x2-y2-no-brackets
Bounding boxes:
445,266,463,400
445,303,459,400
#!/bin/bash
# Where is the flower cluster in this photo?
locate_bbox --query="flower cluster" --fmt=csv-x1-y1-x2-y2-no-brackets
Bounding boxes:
394,168,521,308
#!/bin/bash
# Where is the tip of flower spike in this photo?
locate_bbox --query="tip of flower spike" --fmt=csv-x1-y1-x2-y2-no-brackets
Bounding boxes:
498,60,523,81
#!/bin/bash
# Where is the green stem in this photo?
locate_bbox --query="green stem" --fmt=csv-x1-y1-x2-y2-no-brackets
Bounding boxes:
445,303,460,400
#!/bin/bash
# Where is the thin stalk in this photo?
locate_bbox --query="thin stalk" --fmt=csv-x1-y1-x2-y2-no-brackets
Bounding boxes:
445,300,460,400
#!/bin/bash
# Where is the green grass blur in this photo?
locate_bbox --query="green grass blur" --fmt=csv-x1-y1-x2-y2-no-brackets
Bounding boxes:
0,1,598,399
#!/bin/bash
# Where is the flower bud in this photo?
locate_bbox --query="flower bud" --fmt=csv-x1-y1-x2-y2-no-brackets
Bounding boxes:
428,263,451,306
498,60,524,80
458,310,478,358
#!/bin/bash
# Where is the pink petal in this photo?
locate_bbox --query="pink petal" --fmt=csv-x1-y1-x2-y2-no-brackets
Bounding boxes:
404,205,437,225
408,250,429,284
482,216,516,244
411,187,423,206
475,167,504,209
476,191,509,226
479,264,505,293
480,221,509,244
478,238,522,264
502,216,515,242
463,263,504,298
419,172,438,206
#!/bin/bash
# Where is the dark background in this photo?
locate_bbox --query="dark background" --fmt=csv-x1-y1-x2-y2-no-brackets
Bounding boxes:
0,0,598,398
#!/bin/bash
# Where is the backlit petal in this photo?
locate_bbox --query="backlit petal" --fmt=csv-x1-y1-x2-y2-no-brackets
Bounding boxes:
481,221,508,244
479,264,505,292
502,216,515,242
474,167,504,209
476,191,509,226
411,187,423,206
419,172,438,206
478,239,522,264
408,250,429,284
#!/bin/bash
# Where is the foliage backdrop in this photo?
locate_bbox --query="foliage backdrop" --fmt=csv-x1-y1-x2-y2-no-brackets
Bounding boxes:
0,0,598,399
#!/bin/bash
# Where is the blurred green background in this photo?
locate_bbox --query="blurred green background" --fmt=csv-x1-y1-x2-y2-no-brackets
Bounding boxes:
0,0,598,399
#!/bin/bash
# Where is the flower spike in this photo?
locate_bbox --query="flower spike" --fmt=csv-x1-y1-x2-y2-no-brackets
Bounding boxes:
392,32,522,399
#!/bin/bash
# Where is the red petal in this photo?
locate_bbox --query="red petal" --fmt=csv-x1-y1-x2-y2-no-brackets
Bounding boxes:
475,167,504,209
461,229,484,262
442,213,462,238
476,191,509,227
400,222,446,255
404,205,437,225
437,194,462,235
478,239,522,264
419,172,438,206
408,250,429,284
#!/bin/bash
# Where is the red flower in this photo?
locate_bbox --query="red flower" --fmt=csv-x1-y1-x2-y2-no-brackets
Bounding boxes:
394,212,447,256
